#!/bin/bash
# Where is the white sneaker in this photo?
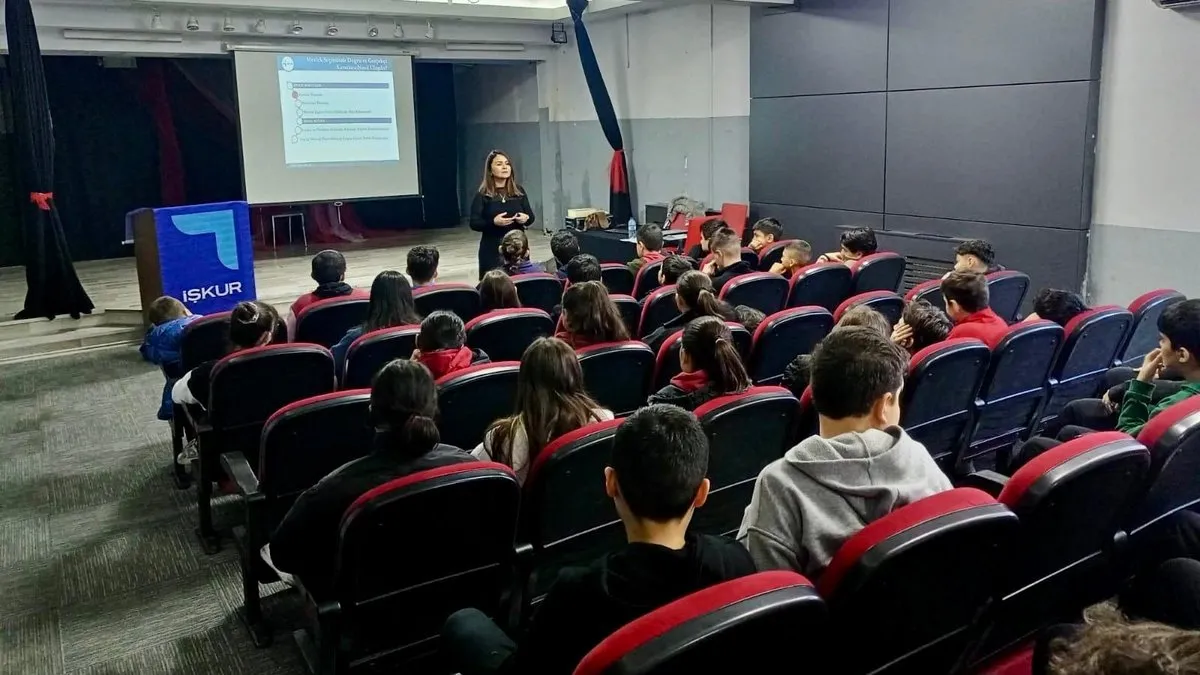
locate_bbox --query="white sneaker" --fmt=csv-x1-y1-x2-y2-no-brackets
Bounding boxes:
176,439,199,465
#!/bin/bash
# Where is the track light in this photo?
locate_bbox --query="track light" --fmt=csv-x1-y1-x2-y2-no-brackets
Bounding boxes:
253,17,266,33
150,8,164,31
424,19,435,39
289,19,303,35
185,15,200,32
367,18,379,38
222,14,236,33
393,20,404,39
326,20,339,37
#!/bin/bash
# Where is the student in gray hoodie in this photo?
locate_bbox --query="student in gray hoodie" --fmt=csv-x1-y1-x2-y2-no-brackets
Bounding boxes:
737,326,952,578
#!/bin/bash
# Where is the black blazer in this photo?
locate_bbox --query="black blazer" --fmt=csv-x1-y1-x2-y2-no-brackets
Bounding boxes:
469,189,536,241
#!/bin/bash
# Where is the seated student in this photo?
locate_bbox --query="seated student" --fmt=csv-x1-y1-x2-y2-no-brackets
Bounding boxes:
442,404,756,675
140,296,201,422
642,270,738,354
734,305,766,334
472,337,614,484
817,227,878,263
648,316,752,411
891,299,953,355
686,217,725,261
543,230,580,279
556,281,630,349
479,269,522,313
331,270,422,378
406,245,440,288
1039,601,1200,675
701,227,754,292
1024,288,1088,327
943,239,1002,278
943,271,1009,344
779,304,894,400
628,223,666,274
270,359,474,597
564,253,602,285
769,240,813,278
287,250,369,338
658,253,695,287
412,310,490,380
499,229,541,276
738,326,952,578
748,217,784,253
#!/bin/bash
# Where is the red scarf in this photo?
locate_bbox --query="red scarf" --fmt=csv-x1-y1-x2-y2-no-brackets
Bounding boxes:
670,369,710,392
641,249,665,264
556,331,598,349
419,346,474,379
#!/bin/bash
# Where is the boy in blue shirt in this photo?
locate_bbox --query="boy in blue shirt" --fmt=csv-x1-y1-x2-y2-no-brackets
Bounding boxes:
140,296,201,421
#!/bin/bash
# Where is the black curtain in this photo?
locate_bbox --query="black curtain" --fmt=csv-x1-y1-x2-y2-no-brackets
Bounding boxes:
566,0,632,225
5,0,93,319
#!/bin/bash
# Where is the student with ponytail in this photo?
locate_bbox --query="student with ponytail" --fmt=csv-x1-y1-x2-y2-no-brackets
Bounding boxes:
557,281,630,349
269,359,474,595
642,270,738,354
648,316,751,410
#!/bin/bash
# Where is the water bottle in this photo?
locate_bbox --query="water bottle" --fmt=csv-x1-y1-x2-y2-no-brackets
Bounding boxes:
627,216,637,239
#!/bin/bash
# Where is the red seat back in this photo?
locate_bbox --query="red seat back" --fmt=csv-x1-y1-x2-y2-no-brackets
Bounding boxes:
720,202,748,238
510,273,564,315
577,341,655,415
610,294,641,338
1041,306,1134,428
638,285,680,338
834,290,905,327
905,279,946,312
901,338,990,472
718,272,789,315
599,263,635,296
342,325,420,389
986,270,1031,323
296,297,371,348
464,308,554,362
1119,289,1185,368
631,259,665,300
787,262,853,312
849,252,906,294
414,283,482,321
748,307,833,386
435,362,521,449
1130,396,1200,535
182,310,288,371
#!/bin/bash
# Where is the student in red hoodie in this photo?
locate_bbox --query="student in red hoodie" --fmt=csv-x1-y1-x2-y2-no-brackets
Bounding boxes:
628,223,666,274
556,281,630,349
942,271,1009,344
411,311,490,380
286,250,368,337
647,316,751,411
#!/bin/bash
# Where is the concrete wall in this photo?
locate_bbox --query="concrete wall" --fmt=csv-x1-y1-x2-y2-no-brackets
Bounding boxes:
1090,1,1200,304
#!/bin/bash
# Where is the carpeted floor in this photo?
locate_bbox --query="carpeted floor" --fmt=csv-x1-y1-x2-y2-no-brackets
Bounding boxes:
0,348,308,675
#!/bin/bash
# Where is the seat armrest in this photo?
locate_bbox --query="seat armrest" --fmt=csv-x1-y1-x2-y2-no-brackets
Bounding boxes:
220,451,260,496
960,470,1009,496
182,404,212,433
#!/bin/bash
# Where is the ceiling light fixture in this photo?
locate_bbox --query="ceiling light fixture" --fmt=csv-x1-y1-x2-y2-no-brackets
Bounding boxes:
551,22,567,44
368,20,379,38
393,19,404,39
326,20,339,36
424,19,435,39
253,17,266,33
185,15,200,32
150,8,164,31
289,19,303,35
223,14,236,33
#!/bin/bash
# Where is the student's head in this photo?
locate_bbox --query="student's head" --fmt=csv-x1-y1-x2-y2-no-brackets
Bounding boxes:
370,359,440,452
941,271,990,321
810,326,908,432
363,270,421,332
1032,288,1088,327
782,241,813,270
561,281,630,343
954,239,995,274
679,316,751,395
405,245,440,285
675,270,735,320
311,249,347,285
839,227,878,261
780,354,812,400
416,310,466,352
148,296,188,325
658,254,695,286
635,223,664,259
899,299,953,353
479,269,521,312
699,218,725,252
1158,299,1200,376
228,301,279,350
605,404,711,526
565,254,602,284
709,227,742,265
836,304,892,337
749,218,783,252
1048,603,1200,675
550,229,581,266
734,305,766,333
499,229,531,272
479,149,522,198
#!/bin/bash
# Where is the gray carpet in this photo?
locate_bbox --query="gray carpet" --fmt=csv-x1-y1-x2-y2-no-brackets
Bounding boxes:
0,348,307,675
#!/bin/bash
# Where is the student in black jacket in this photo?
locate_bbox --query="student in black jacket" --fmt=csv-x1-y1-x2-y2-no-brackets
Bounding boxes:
441,404,756,675
648,316,752,411
685,218,725,261
642,270,737,354
469,150,536,279
701,227,754,292
269,359,474,597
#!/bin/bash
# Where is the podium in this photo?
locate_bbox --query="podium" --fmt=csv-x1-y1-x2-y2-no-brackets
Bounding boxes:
132,201,257,324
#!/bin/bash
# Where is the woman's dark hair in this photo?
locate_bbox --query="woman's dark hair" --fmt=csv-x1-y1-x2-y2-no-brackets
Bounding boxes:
681,316,751,395
487,337,602,469
500,229,531,274
478,149,524,199
229,301,280,350
660,254,695,285
676,270,737,320
479,269,522,311
370,359,440,452
417,310,466,352
561,281,629,343
362,270,421,332
1033,288,1088,327
841,227,879,256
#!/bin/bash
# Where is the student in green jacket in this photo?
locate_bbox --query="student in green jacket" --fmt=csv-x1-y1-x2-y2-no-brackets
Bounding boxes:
1117,299,1200,436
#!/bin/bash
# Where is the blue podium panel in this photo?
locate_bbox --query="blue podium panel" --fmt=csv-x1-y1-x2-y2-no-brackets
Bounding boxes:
155,201,257,315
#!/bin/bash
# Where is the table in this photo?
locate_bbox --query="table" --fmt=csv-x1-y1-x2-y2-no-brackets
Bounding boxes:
578,228,688,263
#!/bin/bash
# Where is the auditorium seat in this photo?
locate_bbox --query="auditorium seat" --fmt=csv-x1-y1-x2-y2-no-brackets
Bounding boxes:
797,386,818,440
414,283,481,321
341,325,420,389
222,390,374,646
720,202,749,238
181,311,288,371
295,462,520,674
435,362,521,450
748,307,833,386
1126,396,1200,540
651,323,751,391
718,272,789,314
901,338,990,474
1038,306,1134,431
600,263,636,296
1118,288,1185,368
739,247,759,268
787,262,854,312
610,294,642,338
834,291,905,327
967,321,1064,471
690,387,799,537
818,488,1019,675
295,297,371,348
848,251,906,294
464,308,554,362
682,215,719,254
986,270,1031,323
756,239,797,272
964,433,1150,665
637,285,680,338
631,259,664,300
186,344,335,553
905,279,946,312
574,571,827,675
511,273,564,315
577,341,656,415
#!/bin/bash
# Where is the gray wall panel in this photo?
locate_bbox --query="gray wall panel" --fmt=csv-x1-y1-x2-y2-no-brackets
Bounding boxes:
885,81,1093,229
752,204,883,255
750,94,886,212
888,0,1101,90
458,122,543,221
1090,224,1200,305
750,0,890,98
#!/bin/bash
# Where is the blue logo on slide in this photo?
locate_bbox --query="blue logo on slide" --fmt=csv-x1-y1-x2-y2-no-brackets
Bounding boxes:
154,202,256,315
171,211,240,270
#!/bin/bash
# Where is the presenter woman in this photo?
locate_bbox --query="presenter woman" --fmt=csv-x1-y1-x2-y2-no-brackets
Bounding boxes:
470,150,535,279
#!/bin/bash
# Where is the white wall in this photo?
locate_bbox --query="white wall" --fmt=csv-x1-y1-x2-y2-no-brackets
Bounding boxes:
1090,1,1200,303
